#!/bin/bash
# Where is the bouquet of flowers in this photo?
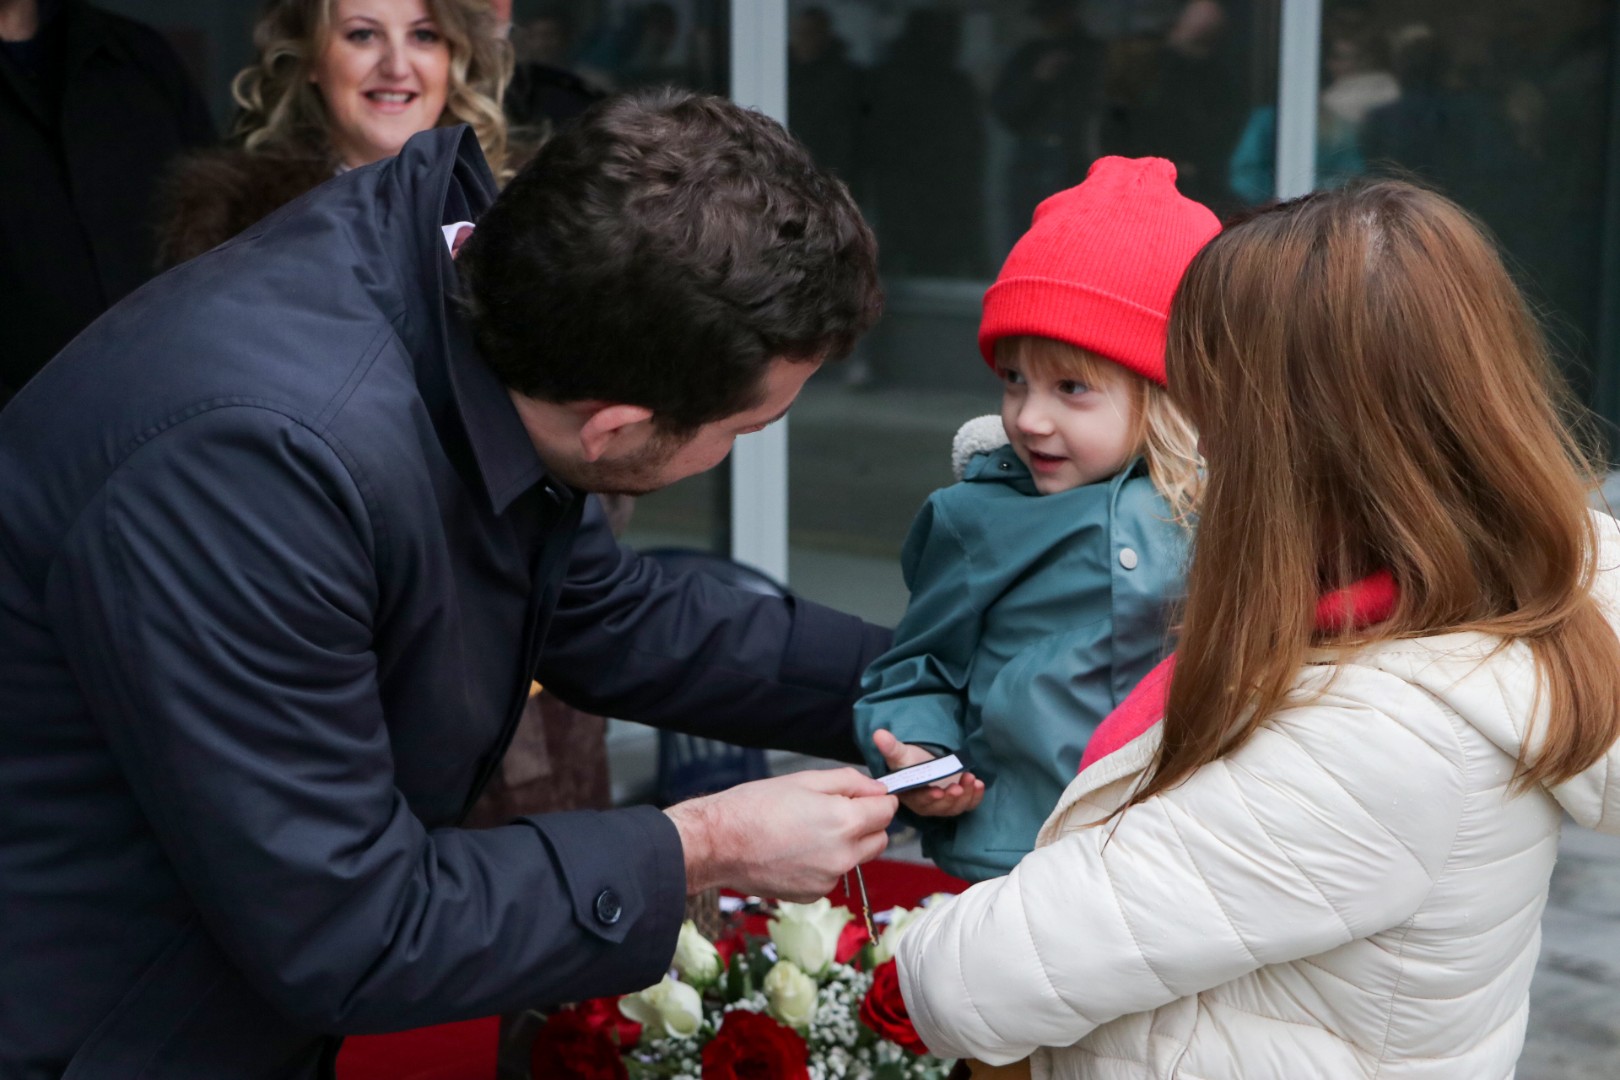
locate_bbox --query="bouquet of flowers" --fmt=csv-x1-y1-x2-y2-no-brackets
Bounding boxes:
530,896,954,1080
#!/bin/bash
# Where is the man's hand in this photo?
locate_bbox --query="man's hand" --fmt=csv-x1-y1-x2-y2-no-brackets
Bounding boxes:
873,729,985,818
664,769,897,902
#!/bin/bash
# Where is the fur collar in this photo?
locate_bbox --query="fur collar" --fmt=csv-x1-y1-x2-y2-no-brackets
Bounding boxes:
951,414,1009,481
156,144,338,268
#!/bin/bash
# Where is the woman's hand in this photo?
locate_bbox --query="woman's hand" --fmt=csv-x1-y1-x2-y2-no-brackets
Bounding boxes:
873,729,986,817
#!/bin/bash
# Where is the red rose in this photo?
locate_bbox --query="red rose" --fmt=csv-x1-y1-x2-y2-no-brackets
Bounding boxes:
835,919,871,966
531,1007,629,1080
714,928,749,967
859,960,930,1056
701,1010,809,1080
575,995,641,1049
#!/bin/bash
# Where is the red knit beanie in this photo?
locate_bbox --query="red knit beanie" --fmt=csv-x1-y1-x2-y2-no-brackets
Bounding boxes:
979,157,1220,386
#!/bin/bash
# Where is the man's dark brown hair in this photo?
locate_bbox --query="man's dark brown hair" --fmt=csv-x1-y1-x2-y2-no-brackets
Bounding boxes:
458,87,882,435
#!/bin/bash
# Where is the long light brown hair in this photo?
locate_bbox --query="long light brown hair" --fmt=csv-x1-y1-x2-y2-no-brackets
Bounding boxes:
1126,180,1620,811
232,0,513,178
996,336,1202,523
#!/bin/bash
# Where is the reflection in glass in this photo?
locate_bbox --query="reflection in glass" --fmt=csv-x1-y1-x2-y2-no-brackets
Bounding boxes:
1336,0,1614,418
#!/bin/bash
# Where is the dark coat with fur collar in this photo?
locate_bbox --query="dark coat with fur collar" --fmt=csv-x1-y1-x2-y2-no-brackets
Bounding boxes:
156,144,338,267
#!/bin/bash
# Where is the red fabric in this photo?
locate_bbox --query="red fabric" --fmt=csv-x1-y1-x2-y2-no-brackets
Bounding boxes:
1078,652,1177,774
1080,570,1400,774
978,156,1221,384
823,858,971,913
336,1017,498,1080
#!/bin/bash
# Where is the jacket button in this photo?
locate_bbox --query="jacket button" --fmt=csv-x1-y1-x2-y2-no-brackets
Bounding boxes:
1118,547,1139,570
594,888,623,925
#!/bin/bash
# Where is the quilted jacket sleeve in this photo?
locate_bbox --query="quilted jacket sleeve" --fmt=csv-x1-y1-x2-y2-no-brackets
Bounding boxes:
896,666,1469,1064
853,494,983,775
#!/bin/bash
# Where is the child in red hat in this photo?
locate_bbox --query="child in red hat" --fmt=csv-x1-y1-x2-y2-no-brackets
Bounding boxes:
854,157,1219,881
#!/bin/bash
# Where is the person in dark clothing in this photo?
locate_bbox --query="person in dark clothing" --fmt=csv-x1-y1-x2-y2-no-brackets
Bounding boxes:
991,0,1105,232
1125,0,1246,214
863,9,989,277
504,2,605,133
1361,25,1511,210
0,0,214,407
788,6,863,183
505,56,603,130
0,89,895,1079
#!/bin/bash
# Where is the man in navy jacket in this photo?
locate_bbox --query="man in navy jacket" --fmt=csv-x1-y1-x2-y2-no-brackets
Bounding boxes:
0,90,895,1078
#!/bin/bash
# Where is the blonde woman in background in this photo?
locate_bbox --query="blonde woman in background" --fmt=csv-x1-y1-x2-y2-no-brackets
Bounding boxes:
158,0,512,266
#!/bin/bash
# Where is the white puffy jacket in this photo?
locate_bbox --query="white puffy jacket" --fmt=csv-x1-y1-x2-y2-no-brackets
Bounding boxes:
897,512,1620,1080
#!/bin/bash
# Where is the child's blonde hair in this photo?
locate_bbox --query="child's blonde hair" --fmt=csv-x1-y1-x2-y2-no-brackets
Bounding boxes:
997,336,1201,523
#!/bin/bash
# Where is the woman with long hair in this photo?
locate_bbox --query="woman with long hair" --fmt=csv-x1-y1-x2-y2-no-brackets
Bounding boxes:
158,0,512,266
894,181,1620,1078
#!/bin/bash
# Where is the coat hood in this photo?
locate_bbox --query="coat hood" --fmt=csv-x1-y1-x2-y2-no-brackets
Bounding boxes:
951,414,1008,480
1351,509,1620,836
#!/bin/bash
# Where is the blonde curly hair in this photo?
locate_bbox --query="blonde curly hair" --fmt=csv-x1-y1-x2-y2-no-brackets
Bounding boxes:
231,0,514,179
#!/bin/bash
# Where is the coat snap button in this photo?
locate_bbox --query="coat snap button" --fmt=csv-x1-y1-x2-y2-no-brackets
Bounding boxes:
1118,547,1139,570
594,888,623,925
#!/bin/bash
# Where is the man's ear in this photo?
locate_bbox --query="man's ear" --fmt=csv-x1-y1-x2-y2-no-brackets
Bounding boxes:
576,403,656,462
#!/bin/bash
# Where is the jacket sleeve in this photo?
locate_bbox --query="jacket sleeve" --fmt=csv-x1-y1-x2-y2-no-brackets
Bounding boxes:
535,497,892,764
852,495,982,776
45,408,684,1030
895,667,1468,1064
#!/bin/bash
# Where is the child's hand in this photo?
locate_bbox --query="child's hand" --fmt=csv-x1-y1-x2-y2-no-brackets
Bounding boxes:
873,729,986,818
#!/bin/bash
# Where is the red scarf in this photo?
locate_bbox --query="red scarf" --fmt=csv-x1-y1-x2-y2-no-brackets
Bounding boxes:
1078,570,1399,773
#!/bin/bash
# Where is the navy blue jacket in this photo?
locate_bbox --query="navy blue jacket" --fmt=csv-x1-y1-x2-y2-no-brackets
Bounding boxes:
0,127,888,1079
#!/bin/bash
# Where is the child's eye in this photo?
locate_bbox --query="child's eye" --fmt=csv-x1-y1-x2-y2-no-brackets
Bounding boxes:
1057,380,1091,396
999,368,1025,386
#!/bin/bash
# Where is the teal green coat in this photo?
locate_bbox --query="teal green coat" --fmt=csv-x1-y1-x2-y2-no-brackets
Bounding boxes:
855,443,1189,881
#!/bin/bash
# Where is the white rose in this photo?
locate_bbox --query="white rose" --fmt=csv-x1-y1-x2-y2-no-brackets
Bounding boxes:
768,898,852,975
672,919,723,987
763,960,819,1029
618,974,704,1039
871,905,921,966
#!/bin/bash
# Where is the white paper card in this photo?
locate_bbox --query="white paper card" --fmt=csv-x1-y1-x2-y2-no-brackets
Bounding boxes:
880,753,966,794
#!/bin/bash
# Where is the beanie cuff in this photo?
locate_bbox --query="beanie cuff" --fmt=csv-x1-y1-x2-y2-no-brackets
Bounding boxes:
979,276,1169,386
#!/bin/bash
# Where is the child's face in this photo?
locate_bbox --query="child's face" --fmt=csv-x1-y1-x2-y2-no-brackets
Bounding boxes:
998,353,1139,495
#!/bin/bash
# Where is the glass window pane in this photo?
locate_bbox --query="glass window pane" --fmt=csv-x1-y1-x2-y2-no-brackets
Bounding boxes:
1323,0,1617,428
786,0,1279,624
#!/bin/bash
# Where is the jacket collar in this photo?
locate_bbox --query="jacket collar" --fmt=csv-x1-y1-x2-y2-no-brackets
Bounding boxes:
379,126,552,516
963,444,1151,499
